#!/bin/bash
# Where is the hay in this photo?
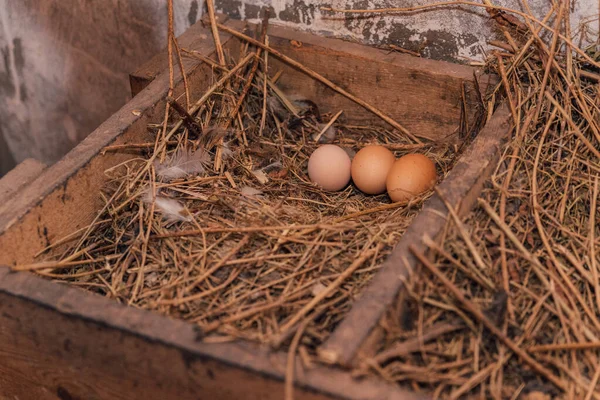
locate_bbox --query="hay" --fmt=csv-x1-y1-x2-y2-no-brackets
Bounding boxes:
23,17,465,359
336,1,600,398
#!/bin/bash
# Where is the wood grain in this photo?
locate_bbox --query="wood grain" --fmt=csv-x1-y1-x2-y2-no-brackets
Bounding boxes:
131,21,493,140
0,267,426,400
262,25,492,140
319,104,512,366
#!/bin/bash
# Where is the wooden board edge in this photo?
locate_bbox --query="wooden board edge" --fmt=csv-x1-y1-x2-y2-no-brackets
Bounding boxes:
0,158,46,206
129,15,241,97
263,23,491,82
0,266,427,400
318,103,512,366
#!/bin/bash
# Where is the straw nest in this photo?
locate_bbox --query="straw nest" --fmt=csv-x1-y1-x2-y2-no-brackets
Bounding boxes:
24,16,466,356
336,2,600,399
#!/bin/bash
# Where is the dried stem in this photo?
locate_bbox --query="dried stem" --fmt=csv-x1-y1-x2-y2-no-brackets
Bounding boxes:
411,247,567,392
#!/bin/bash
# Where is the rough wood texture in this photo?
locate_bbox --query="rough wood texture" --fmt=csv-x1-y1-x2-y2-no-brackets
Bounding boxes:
0,158,46,205
264,24,490,140
319,104,512,366
0,267,426,400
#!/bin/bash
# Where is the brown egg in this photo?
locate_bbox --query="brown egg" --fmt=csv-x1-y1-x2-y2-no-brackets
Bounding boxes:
351,145,396,194
386,154,437,202
308,144,351,191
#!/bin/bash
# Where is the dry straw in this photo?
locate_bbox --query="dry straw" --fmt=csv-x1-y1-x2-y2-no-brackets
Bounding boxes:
331,1,600,398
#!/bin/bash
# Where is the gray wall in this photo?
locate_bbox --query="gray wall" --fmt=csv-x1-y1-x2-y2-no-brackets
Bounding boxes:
0,0,597,175
215,0,598,62
0,0,202,174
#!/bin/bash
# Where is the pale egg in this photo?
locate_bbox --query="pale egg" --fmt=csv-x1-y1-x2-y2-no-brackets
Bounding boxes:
386,154,437,202
351,145,396,195
308,145,351,191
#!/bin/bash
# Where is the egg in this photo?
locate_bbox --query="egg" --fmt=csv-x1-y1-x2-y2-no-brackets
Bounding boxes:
386,154,437,202
351,145,396,194
308,144,351,191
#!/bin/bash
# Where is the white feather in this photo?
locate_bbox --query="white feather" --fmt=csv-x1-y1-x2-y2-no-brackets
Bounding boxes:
313,124,336,143
250,162,283,185
263,161,283,173
251,169,269,184
143,191,192,222
221,143,234,160
240,186,263,197
154,148,210,180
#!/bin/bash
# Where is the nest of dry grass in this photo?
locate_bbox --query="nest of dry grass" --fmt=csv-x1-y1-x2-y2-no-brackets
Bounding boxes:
21,16,465,357
347,2,600,399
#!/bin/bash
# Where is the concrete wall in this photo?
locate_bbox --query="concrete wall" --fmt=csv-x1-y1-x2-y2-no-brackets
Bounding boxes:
0,0,202,174
215,0,598,62
0,0,598,175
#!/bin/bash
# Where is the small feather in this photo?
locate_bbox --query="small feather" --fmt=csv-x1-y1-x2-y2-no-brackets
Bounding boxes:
251,161,282,185
143,191,192,222
313,124,336,143
289,95,320,119
221,143,234,160
263,161,283,173
240,186,263,197
154,148,210,180
199,126,231,148
267,96,288,120
251,169,269,184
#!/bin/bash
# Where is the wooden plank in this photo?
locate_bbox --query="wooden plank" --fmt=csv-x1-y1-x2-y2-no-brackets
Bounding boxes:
0,267,426,400
258,25,492,141
318,104,512,366
129,14,233,97
0,158,46,205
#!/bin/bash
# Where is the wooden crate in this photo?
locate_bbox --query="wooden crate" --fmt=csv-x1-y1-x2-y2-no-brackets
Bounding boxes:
0,17,510,400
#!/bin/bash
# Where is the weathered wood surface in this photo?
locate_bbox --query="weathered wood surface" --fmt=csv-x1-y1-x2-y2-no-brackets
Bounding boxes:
0,158,46,206
319,104,512,366
264,24,490,141
0,267,426,400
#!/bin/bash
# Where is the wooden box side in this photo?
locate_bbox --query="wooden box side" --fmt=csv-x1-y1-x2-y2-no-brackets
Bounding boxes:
0,158,46,205
264,24,488,141
132,20,491,141
0,266,426,400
